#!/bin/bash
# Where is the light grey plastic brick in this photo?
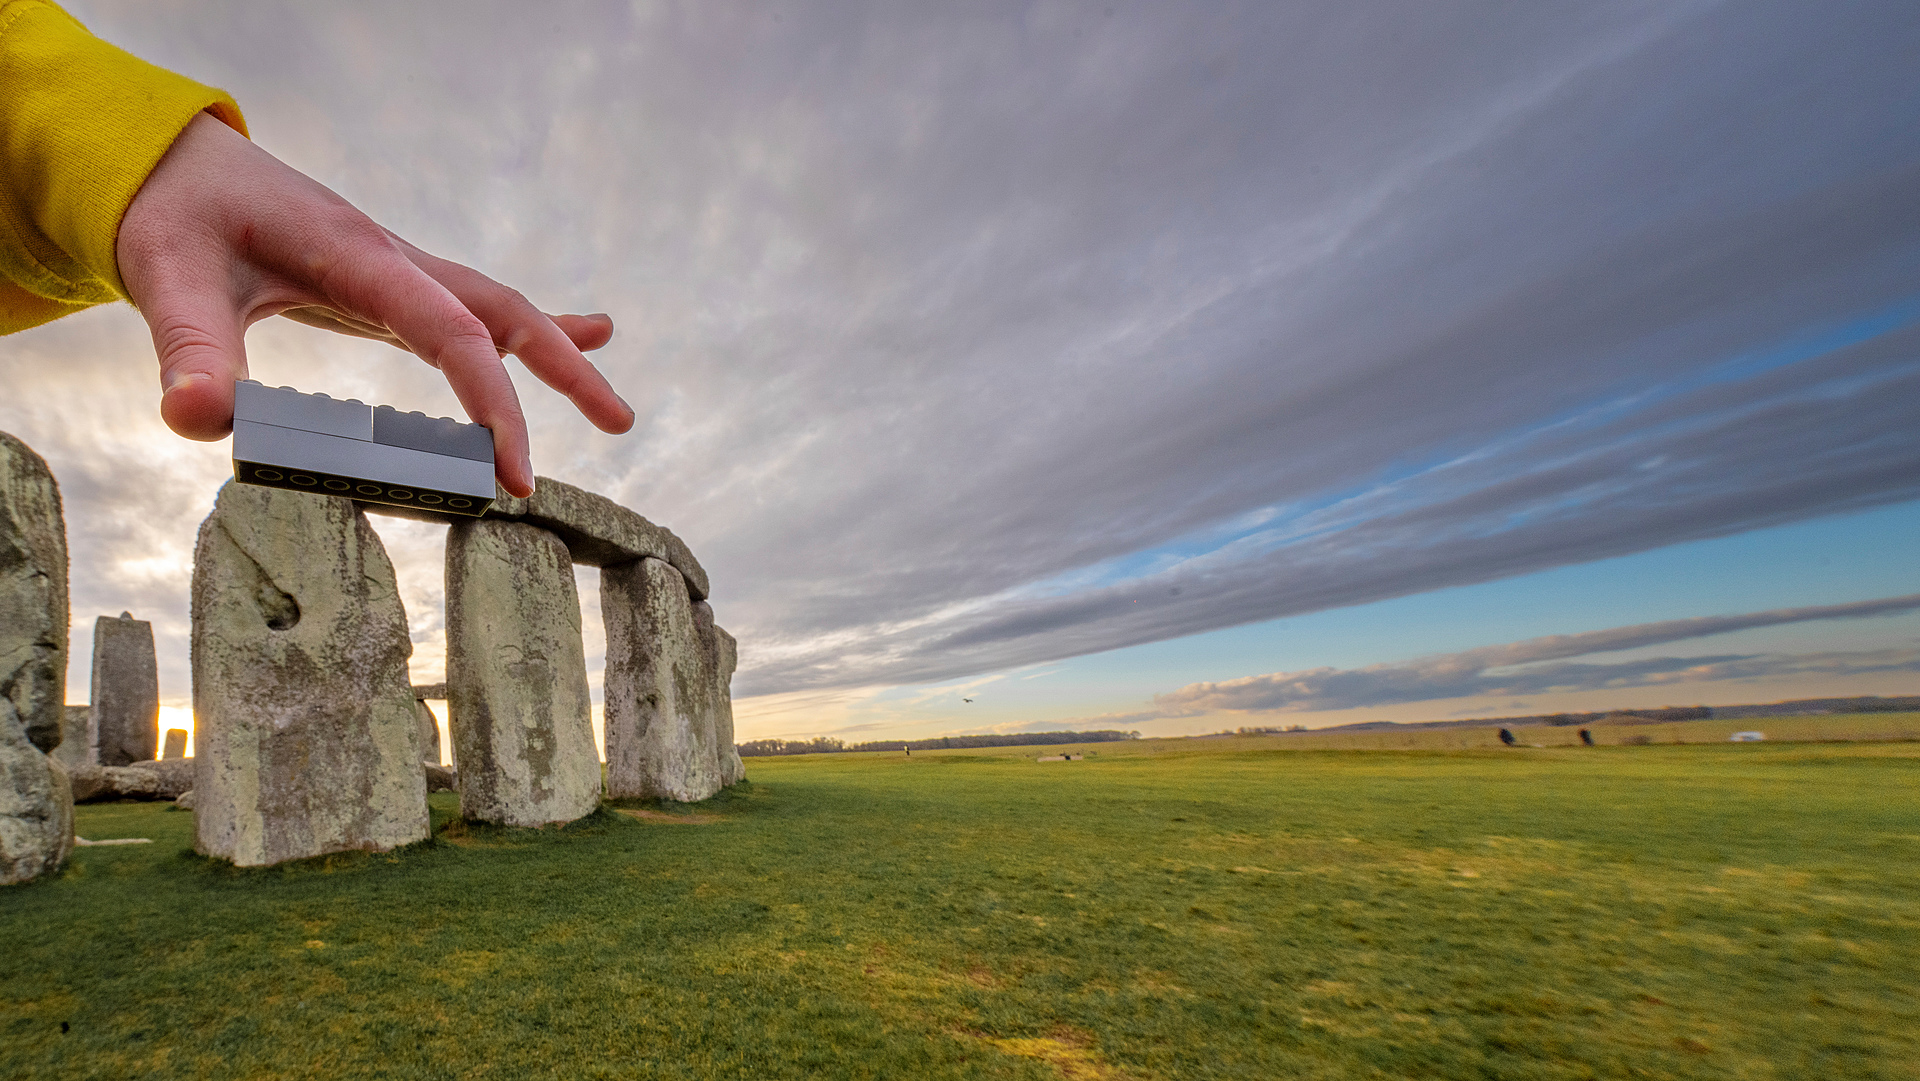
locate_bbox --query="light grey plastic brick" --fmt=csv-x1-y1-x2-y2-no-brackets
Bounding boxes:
234,421,497,499
373,406,493,462
233,380,373,441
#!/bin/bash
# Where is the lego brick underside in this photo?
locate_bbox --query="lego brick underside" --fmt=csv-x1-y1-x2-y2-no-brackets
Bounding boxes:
233,420,496,498
233,381,373,441
236,460,491,516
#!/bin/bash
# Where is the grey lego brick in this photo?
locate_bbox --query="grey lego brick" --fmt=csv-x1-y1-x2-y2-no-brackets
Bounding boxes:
373,405,494,463
241,459,492,516
234,420,497,499
233,380,372,441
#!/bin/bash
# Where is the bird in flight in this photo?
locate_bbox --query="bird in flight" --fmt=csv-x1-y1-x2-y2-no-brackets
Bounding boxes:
963,697,974,703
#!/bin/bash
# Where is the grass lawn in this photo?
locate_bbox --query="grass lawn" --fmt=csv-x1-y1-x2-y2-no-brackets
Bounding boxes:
4,739,1918,1080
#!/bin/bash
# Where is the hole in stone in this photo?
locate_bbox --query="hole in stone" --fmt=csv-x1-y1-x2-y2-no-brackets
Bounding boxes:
387,489,414,500
417,493,444,505
254,468,283,481
256,580,300,631
322,479,350,491
290,474,318,486
447,498,472,509
356,484,383,496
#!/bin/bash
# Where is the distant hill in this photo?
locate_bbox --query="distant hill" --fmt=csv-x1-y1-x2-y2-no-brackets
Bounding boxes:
1277,696,1920,735
1706,695,1920,719
740,697,1920,755
739,730,1141,756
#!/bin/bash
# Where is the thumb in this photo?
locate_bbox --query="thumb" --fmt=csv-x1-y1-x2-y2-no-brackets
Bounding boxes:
143,293,251,441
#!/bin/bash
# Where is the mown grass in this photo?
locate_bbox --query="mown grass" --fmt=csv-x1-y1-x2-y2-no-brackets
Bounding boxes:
4,740,1918,1080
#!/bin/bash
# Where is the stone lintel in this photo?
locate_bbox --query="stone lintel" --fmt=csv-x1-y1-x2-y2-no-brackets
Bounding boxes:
357,477,708,600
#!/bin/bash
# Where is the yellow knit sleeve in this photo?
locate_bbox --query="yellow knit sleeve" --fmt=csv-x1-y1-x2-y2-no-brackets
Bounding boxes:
0,0,246,333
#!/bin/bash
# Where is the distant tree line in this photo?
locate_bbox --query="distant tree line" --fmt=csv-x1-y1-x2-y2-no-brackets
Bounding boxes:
737,737,849,757
737,730,1141,757
1433,706,1713,729
1534,706,1712,726
1713,695,1920,719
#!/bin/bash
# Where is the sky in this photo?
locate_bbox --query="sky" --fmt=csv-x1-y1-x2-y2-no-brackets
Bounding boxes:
2,1,1917,749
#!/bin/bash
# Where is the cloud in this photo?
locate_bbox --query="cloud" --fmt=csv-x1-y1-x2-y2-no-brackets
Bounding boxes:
1150,594,1920,715
5,2,1919,704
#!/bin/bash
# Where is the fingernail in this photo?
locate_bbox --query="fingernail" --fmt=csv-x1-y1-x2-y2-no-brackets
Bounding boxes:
165,371,212,394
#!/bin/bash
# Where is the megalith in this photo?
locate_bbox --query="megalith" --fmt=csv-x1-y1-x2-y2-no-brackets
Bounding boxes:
0,432,68,757
161,728,188,760
486,478,710,600
47,705,91,772
91,612,158,765
1,706,72,885
602,557,741,802
413,699,441,763
445,519,600,826
191,482,426,867
707,612,745,786
410,684,446,763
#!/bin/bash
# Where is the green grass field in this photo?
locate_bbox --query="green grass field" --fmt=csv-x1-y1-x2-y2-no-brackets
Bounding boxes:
5,737,1918,1080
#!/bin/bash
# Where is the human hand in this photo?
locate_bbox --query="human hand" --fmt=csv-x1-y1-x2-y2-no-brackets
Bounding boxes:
115,112,632,498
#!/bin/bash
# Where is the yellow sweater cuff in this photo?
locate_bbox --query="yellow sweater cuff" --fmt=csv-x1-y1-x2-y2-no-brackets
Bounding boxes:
0,0,247,304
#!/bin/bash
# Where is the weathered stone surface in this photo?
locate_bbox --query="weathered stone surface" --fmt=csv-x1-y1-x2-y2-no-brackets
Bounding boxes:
69,758,194,802
423,763,458,793
0,432,68,756
66,763,108,802
445,520,601,826
136,758,194,794
360,478,709,600
47,704,92,772
162,728,188,760
708,612,745,786
90,613,157,765
173,788,195,810
191,482,427,867
411,683,448,701
1,701,72,884
602,557,741,802
414,699,441,763
489,478,709,600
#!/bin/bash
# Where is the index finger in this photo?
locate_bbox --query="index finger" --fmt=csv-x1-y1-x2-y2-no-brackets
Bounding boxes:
395,241,633,435
315,231,538,496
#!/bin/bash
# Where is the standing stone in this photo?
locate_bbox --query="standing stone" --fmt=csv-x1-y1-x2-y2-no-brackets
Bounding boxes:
485,478,710,600
602,557,741,802
0,432,67,757
191,482,426,867
707,612,745,785
91,613,158,765
161,728,188,760
47,705,91,772
413,699,441,764
1,702,72,885
411,684,446,762
445,520,600,827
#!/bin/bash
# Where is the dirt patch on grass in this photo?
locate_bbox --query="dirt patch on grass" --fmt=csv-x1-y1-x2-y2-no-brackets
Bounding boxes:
953,1026,1133,1080
616,808,726,825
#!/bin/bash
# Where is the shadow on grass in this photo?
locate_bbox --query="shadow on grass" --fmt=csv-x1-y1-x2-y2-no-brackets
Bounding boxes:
604,777,756,821
436,804,633,847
